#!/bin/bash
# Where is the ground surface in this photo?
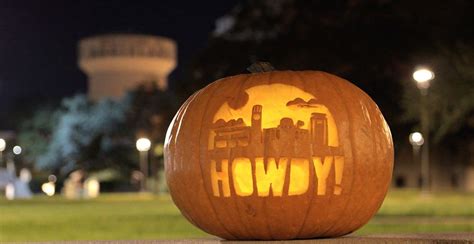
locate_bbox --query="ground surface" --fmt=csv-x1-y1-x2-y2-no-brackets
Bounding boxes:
0,190,473,242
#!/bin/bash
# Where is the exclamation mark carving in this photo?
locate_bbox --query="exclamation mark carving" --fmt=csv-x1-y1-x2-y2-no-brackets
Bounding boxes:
333,156,344,195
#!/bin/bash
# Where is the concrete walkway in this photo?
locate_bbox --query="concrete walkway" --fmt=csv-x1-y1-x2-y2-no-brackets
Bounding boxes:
33,233,474,244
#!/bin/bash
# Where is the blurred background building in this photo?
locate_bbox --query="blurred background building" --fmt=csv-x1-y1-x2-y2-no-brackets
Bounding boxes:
78,34,177,100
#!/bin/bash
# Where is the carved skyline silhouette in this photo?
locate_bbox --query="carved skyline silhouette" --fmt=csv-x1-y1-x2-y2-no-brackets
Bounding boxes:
208,99,343,158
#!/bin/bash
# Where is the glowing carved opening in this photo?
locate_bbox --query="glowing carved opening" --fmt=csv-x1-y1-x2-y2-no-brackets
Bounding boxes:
333,156,344,195
208,83,345,198
209,84,339,149
255,157,287,197
313,156,333,195
211,160,230,197
232,158,253,196
288,159,310,196
210,156,345,197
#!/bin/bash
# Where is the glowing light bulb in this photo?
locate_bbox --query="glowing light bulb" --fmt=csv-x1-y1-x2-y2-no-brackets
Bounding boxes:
136,138,151,152
413,68,434,90
0,138,6,152
409,132,424,146
13,145,22,155
41,182,56,196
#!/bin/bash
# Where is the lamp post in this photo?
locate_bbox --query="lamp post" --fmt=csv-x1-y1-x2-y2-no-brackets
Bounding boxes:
409,132,424,186
136,138,151,192
413,68,434,192
0,138,5,167
7,145,22,176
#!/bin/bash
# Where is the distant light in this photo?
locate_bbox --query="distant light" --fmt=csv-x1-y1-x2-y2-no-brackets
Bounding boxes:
409,132,424,146
13,145,22,155
0,138,5,152
154,143,164,156
413,68,434,90
41,182,55,196
85,178,100,198
5,183,15,200
19,168,32,182
136,138,151,152
48,174,57,183
131,170,144,181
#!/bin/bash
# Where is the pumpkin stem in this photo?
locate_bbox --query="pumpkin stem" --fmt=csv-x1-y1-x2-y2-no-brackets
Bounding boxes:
247,62,275,73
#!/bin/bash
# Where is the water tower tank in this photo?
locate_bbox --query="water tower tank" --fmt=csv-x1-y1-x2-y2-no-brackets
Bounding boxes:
78,34,177,100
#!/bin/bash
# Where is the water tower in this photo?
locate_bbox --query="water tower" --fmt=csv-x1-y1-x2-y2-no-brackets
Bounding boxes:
78,34,177,100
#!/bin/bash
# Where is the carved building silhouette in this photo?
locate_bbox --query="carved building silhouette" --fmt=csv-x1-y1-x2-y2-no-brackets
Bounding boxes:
209,105,341,158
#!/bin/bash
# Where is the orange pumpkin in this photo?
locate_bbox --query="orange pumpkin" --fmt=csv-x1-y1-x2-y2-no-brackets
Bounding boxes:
164,69,393,240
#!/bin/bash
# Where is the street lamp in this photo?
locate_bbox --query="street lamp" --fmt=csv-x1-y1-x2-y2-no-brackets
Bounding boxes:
409,132,424,186
7,145,22,177
413,68,434,93
409,132,424,147
136,138,151,192
413,67,434,192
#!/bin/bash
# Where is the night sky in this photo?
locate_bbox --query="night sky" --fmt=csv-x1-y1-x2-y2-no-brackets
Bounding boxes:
0,0,237,129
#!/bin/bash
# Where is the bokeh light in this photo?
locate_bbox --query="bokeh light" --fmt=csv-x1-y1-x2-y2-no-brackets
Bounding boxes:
13,145,22,155
41,182,56,196
0,138,5,152
136,138,151,152
409,132,425,146
413,68,434,90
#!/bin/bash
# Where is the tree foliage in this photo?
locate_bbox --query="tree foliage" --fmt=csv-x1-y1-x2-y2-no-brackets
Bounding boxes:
17,105,60,166
18,83,178,175
35,95,130,174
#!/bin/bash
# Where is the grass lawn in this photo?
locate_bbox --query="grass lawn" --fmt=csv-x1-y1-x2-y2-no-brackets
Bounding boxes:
0,189,473,242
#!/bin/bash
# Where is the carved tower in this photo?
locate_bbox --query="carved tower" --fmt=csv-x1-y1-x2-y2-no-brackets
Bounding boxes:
251,105,262,145
310,112,328,152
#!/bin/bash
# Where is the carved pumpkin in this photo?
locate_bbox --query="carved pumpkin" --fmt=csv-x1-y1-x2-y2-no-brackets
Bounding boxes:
164,70,393,240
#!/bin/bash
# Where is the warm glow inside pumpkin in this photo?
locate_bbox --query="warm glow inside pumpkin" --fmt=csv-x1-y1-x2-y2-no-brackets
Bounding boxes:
208,83,342,197
164,70,393,240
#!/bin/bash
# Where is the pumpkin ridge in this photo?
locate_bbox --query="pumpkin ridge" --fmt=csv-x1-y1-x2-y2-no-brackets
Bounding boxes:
262,70,275,240
293,71,317,238
227,74,259,239
175,89,238,238
197,76,252,239
194,82,240,239
167,91,203,227
316,72,357,237
174,89,203,145
343,93,391,234
335,84,380,236
346,94,379,234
